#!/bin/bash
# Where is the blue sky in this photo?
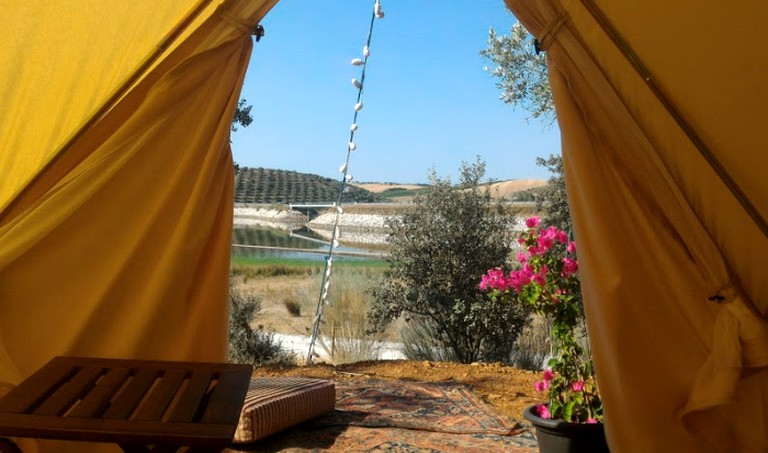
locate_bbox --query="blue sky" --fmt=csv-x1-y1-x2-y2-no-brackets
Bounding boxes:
231,0,560,184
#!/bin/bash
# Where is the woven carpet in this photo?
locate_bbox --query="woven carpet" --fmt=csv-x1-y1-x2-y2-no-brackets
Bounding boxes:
228,379,538,452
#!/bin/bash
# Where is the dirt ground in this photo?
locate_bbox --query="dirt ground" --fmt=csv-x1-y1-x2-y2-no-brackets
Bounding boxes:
251,360,541,422
235,255,545,423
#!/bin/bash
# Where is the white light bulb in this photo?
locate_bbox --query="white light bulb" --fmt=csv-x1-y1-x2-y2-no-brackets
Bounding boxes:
350,123,358,132
375,11,385,18
348,142,356,151
333,239,340,247
352,78,361,89
345,174,353,182
363,46,370,57
337,206,344,214
351,58,364,66
354,102,363,111
339,163,348,173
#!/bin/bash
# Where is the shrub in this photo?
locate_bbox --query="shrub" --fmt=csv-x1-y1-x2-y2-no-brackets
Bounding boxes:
283,297,302,317
228,285,295,366
368,158,531,364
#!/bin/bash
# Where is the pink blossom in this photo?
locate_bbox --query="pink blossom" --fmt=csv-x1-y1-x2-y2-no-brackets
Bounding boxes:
586,418,598,424
541,226,559,241
561,257,579,277
532,272,546,286
567,241,577,253
479,268,509,292
536,404,551,419
537,235,554,251
542,369,554,381
525,216,541,228
556,230,569,244
534,381,547,392
527,244,543,256
509,269,530,292
517,237,527,246
572,381,585,392
516,252,527,263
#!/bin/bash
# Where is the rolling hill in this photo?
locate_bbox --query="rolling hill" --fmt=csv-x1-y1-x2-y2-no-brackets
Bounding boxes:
233,167,548,204
233,167,382,204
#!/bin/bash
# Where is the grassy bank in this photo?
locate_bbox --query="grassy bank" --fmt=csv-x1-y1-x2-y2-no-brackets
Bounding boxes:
231,255,387,276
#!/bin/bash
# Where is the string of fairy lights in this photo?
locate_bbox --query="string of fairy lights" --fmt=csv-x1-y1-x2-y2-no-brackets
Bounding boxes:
306,0,385,365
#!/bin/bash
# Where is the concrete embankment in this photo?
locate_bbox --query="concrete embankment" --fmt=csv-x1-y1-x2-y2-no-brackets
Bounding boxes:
233,206,392,245
233,206,306,229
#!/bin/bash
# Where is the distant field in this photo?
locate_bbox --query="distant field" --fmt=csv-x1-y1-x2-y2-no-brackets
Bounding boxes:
353,183,426,193
484,179,548,198
354,179,547,201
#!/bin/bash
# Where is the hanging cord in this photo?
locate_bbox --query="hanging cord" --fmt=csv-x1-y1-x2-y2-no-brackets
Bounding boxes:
307,1,384,365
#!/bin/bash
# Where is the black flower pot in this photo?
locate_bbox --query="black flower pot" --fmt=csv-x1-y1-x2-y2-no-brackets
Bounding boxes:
524,405,609,453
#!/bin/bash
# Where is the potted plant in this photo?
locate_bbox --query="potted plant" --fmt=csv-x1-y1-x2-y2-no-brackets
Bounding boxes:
480,216,608,453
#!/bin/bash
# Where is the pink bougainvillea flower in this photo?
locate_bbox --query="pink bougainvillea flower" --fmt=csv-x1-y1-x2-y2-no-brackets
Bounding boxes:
516,252,527,263
534,381,546,392
536,404,551,419
556,230,569,244
537,235,554,251
525,216,540,228
586,418,599,424
509,269,530,292
542,369,555,381
527,244,543,256
479,268,510,292
562,257,579,277
541,226,558,240
567,241,577,253
572,381,585,392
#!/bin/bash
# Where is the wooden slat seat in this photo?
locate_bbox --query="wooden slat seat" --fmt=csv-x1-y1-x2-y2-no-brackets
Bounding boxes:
0,356,252,452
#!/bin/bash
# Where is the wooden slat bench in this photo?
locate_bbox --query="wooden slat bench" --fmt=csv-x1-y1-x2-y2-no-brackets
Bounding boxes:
0,356,252,452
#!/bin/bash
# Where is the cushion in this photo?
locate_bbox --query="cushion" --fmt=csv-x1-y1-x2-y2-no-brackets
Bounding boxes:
233,377,336,444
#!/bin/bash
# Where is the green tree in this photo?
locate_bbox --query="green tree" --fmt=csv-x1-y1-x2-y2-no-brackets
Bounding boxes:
231,99,253,132
481,21,571,233
369,158,530,364
481,22,554,124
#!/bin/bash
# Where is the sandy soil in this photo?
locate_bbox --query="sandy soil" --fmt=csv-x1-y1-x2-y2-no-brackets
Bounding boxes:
252,360,540,421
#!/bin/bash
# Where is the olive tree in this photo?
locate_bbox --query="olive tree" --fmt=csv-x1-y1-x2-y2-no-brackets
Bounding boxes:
369,158,530,364
482,20,571,233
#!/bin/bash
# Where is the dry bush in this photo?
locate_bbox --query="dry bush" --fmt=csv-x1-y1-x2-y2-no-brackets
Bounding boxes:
315,272,386,364
512,315,551,371
283,296,302,317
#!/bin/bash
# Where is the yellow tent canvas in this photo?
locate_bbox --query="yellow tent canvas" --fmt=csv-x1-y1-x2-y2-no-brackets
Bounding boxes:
0,2,276,448
506,0,768,451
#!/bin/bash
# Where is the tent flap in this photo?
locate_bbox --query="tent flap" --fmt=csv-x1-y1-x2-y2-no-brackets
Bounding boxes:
507,0,768,451
0,0,277,412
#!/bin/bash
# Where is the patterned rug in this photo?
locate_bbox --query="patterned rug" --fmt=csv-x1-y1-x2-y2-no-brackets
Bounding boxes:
228,379,539,452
